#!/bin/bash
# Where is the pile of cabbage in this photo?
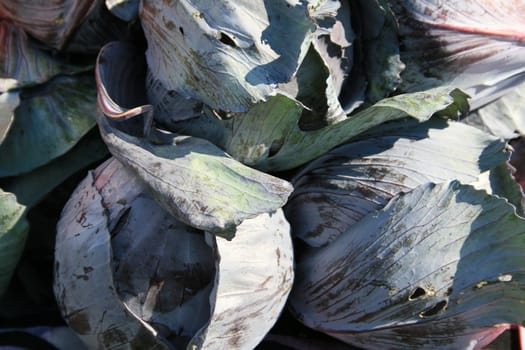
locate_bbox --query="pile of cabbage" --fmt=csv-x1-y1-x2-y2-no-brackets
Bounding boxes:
1,0,525,349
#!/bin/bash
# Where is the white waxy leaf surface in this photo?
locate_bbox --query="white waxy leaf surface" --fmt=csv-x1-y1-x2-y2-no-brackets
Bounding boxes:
140,0,323,112
286,119,507,246
55,158,294,350
290,181,525,349
392,0,525,109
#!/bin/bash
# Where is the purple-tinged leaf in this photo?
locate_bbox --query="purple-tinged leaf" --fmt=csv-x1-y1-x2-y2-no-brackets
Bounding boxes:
390,0,525,109
0,0,96,50
290,181,525,349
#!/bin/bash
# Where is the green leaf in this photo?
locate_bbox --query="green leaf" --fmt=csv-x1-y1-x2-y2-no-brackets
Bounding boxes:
0,74,97,177
98,115,292,238
0,189,28,297
221,87,465,171
0,131,108,208
286,118,508,246
290,181,525,349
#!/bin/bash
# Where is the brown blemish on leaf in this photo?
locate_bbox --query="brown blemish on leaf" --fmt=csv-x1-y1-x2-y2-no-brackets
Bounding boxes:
67,311,92,334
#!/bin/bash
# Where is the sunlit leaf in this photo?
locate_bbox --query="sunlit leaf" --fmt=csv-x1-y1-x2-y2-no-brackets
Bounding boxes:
96,41,293,237
390,0,525,109
140,0,322,112
221,87,467,171
464,81,525,139
55,158,293,349
290,181,525,349
285,118,508,247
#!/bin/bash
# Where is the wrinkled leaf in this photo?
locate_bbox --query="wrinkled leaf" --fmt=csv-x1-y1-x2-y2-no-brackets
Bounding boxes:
290,181,525,349
0,91,19,144
98,114,292,238
96,41,293,237
285,118,508,247
54,160,171,350
0,0,97,50
146,70,205,123
0,189,29,297
0,22,87,93
221,87,467,171
191,210,294,350
390,0,525,109
483,164,524,216
0,74,97,177
55,158,293,349
140,0,321,112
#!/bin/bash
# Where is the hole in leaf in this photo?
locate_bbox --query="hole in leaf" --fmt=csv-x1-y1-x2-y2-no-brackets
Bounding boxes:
179,27,184,36
419,300,447,318
408,287,427,300
219,32,236,47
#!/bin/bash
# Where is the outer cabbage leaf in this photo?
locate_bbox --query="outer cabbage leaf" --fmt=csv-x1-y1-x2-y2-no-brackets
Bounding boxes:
0,189,28,297
96,41,293,237
390,0,525,110
0,74,97,177
190,210,294,350
285,118,508,247
140,0,323,112
0,0,96,50
55,158,293,350
221,87,467,171
464,81,525,139
158,88,467,172
0,131,108,208
98,115,292,238
290,181,525,349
